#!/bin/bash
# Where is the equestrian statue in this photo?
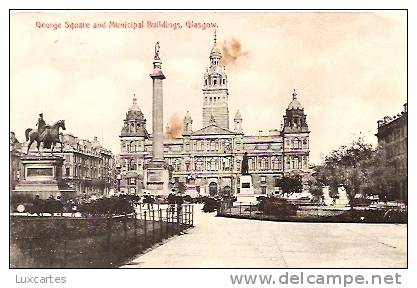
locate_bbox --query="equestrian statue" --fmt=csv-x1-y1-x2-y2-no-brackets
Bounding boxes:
25,113,66,155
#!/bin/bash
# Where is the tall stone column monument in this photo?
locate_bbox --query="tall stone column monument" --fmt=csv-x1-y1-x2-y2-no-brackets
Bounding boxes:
145,42,169,195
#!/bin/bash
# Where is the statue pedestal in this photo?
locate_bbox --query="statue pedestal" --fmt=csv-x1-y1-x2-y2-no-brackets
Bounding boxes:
235,175,258,204
145,160,169,196
336,186,350,207
13,155,75,200
322,186,333,206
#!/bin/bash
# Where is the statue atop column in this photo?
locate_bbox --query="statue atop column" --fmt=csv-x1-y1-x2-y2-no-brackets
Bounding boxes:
154,41,160,60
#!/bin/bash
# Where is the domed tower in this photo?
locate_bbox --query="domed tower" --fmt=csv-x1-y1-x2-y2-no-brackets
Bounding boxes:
202,30,230,130
120,94,149,153
234,109,243,133
183,110,193,135
282,89,310,175
282,89,308,133
119,94,150,195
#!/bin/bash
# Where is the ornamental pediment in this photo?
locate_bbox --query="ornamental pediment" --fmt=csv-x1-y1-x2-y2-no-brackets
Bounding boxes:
191,124,236,136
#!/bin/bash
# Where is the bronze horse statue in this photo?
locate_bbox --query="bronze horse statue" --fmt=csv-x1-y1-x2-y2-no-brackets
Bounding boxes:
25,120,66,155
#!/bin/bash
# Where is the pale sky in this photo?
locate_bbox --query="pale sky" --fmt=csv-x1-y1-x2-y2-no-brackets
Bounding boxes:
10,11,407,164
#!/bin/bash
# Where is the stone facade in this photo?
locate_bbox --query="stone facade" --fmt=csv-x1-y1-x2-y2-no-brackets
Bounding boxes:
10,132,23,190
376,103,408,201
118,36,311,196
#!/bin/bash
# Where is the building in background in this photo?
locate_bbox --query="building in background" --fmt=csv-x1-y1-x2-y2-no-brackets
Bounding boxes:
18,134,114,197
376,103,408,201
10,132,23,190
118,35,311,196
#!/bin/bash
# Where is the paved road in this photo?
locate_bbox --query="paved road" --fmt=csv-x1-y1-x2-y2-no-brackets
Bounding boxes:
122,204,407,268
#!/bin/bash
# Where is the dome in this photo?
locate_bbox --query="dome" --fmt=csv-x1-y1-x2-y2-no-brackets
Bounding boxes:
129,95,141,112
288,99,303,110
210,44,222,57
287,90,303,110
126,95,145,120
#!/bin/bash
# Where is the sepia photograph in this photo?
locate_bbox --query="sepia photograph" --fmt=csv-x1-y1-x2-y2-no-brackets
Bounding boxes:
9,10,407,270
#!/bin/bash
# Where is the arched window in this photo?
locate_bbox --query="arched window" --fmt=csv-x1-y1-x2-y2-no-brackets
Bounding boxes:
293,157,299,169
214,79,217,85
293,138,300,149
223,158,230,171
260,158,267,170
236,160,241,171
211,140,216,151
195,159,204,171
205,79,207,85
223,79,226,84
248,158,254,171
271,157,280,170
174,159,180,172
209,158,217,171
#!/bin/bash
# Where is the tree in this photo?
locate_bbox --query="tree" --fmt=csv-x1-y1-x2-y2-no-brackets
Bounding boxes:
314,138,398,204
360,143,397,200
276,176,302,195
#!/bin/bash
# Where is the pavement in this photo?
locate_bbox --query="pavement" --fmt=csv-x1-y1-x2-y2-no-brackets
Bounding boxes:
122,204,407,268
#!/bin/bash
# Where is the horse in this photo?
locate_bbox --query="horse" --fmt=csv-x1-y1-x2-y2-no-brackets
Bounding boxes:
25,120,66,155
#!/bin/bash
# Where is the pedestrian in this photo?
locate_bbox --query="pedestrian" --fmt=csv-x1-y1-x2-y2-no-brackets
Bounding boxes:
56,196,64,216
176,193,184,213
46,195,55,216
32,195,42,216
69,199,77,217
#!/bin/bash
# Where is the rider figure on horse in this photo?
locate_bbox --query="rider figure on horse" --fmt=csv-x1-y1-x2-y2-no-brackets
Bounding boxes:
26,113,66,154
36,113,47,135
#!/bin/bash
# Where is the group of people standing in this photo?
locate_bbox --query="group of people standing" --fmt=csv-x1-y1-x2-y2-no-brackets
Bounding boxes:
27,190,190,217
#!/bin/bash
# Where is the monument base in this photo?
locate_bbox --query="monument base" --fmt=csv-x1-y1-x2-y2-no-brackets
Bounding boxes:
322,185,350,207
235,194,259,205
234,175,263,204
145,160,169,196
12,155,75,208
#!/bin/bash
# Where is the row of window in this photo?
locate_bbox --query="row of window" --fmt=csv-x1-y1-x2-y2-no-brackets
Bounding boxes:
169,156,283,172
184,140,241,152
204,77,226,86
384,126,407,143
285,156,308,170
386,140,407,158
285,138,308,150
122,140,144,153
124,121,143,133
204,95,225,105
